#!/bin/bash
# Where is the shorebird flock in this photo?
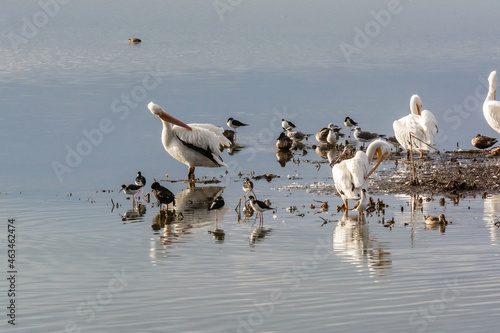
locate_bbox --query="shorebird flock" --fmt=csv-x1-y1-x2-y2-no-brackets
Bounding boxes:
120,70,500,226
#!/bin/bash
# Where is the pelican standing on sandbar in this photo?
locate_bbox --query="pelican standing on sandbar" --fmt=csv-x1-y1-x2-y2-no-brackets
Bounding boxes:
332,139,391,212
483,71,500,138
393,94,438,158
148,102,231,180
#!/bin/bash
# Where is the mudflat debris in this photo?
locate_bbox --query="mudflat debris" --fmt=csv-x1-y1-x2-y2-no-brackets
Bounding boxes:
370,150,500,196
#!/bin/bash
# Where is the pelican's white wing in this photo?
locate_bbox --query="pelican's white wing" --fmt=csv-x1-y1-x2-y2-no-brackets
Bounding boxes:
484,101,500,134
332,163,354,198
393,114,427,151
419,110,438,145
332,152,367,201
188,123,231,146
345,152,368,189
171,124,230,166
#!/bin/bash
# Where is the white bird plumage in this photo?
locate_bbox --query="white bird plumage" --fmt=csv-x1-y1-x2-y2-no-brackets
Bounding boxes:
148,102,231,179
393,95,438,156
332,139,391,211
483,70,500,134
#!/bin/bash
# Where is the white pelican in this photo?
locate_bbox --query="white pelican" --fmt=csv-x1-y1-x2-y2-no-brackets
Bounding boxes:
148,102,231,179
332,139,391,211
393,95,438,157
483,70,500,135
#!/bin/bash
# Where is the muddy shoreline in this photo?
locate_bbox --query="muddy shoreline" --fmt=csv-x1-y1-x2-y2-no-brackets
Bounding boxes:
368,150,500,197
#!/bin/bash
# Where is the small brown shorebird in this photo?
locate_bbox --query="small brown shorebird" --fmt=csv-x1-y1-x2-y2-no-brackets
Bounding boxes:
471,134,497,150
425,214,449,225
276,132,293,150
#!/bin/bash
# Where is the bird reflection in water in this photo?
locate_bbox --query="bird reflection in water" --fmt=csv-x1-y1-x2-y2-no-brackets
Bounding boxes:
276,149,293,167
150,185,226,261
121,203,147,223
226,144,245,156
424,223,447,235
208,195,225,242
315,144,338,165
484,194,500,242
333,212,392,278
151,209,178,231
250,227,272,248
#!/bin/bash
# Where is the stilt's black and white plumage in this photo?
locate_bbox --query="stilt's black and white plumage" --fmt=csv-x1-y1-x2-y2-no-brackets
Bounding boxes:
209,195,225,222
120,184,142,205
344,117,358,139
135,171,146,197
282,119,296,131
151,179,176,211
227,118,248,141
248,195,275,226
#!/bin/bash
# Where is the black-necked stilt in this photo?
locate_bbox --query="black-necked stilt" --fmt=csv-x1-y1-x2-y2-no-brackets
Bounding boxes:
281,118,296,131
209,195,225,223
120,184,142,205
227,118,248,141
344,117,358,139
135,171,146,197
472,134,497,149
151,179,176,211
276,132,293,150
148,102,231,180
248,195,275,227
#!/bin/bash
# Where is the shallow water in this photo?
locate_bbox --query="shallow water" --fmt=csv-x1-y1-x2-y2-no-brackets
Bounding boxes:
2,1,500,332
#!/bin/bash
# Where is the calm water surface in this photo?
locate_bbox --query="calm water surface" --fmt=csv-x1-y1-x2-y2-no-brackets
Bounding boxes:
2,1,500,332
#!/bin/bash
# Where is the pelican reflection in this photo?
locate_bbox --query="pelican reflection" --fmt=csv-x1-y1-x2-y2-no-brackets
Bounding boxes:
150,185,226,262
333,212,392,277
484,194,500,242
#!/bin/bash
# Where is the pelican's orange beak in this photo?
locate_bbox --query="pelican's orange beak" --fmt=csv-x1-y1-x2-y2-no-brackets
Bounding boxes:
365,148,388,179
157,107,192,131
